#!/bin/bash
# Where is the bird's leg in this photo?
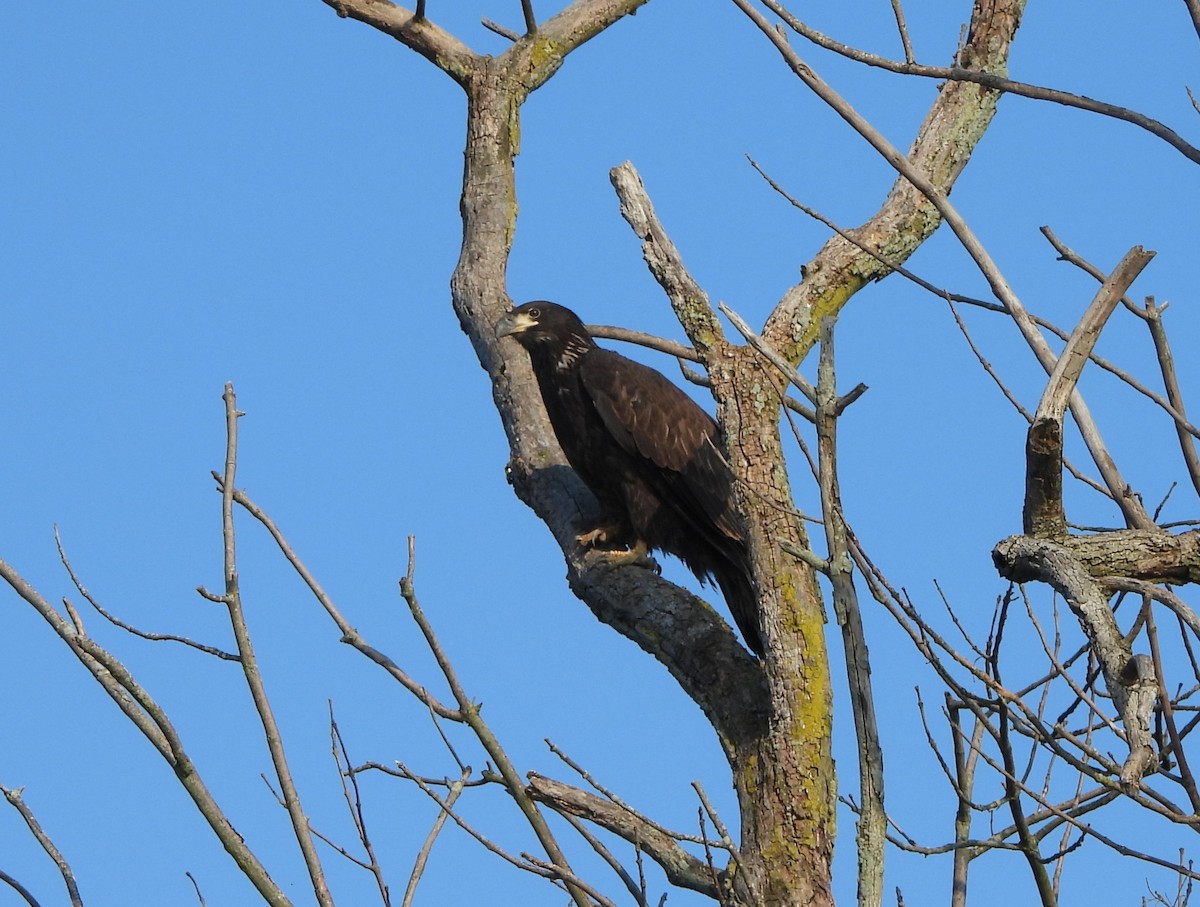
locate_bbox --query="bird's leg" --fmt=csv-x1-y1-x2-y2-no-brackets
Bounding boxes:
576,529,658,571
576,524,623,549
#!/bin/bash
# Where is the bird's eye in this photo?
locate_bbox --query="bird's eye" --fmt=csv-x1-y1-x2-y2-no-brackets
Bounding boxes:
528,307,541,319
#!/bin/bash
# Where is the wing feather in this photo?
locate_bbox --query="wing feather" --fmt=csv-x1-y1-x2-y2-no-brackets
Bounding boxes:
580,350,742,542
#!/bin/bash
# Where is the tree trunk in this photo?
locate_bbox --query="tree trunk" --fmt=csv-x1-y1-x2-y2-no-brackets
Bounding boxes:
715,347,836,907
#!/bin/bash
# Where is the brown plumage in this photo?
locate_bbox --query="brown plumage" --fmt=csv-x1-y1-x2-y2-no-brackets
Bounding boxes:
497,301,762,655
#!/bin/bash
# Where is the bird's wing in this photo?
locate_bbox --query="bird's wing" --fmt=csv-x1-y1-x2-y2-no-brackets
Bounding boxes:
580,350,742,540
579,350,714,471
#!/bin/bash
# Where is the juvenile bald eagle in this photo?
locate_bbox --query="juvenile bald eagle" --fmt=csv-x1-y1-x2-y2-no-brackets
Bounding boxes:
497,301,762,655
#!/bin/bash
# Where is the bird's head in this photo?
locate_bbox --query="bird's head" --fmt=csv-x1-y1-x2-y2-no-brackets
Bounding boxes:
496,301,591,350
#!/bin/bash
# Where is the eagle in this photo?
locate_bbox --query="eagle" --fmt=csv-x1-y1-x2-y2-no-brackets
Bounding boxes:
497,301,762,655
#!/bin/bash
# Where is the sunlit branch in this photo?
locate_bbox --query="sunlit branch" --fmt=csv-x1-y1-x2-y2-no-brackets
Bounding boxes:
815,316,885,907
526,773,721,898
403,767,469,907
222,482,463,720
762,0,1200,164
0,555,293,905
1143,298,1200,497
1023,246,1156,536
53,528,239,662
735,0,1155,529
1,784,81,907
609,161,725,351
399,537,593,907
320,0,476,83
210,384,333,906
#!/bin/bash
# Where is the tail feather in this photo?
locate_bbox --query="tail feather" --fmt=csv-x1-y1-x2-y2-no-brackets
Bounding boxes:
714,561,762,656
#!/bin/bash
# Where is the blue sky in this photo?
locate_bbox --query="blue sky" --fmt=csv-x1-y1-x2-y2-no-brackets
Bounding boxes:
2,1,1198,905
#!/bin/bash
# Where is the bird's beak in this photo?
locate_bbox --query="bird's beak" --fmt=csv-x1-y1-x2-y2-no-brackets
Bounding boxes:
496,311,536,338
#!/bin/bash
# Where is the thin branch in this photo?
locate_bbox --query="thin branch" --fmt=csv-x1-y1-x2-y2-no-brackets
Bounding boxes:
816,316,885,907
560,811,649,907
544,740,717,846
215,383,333,906
320,0,477,83
1,785,81,907
0,555,292,905
1145,604,1200,814
1183,0,1200,46
1144,297,1200,498
719,300,817,409
588,324,700,362
402,767,469,907
399,538,592,907
54,528,239,661
736,0,1156,529
0,869,42,907
887,0,914,63
482,18,521,41
330,707,391,904
763,0,1200,164
753,162,1194,450
526,773,720,898
692,782,754,906
222,480,463,720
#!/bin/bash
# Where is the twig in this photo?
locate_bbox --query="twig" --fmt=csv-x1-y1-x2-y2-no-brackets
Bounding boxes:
54,527,239,661
330,706,391,904
761,0,1200,164
399,537,592,907
815,316,885,907
887,0,914,63
544,740,715,845
1144,604,1200,814
481,18,521,41
735,0,1155,530
0,556,293,905
1144,297,1200,498
559,811,648,907
213,383,333,906
692,782,754,905
223,481,463,720
403,767,469,907
1,784,81,907
0,869,42,907
185,872,207,906
989,598,1057,906
719,300,817,408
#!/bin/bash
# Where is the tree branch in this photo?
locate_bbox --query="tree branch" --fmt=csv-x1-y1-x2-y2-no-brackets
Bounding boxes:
212,384,333,906
399,538,593,907
1,784,81,907
526,773,721,898
1023,247,1156,536
763,0,1200,164
609,161,725,351
319,0,477,83
991,536,1158,789
815,317,885,907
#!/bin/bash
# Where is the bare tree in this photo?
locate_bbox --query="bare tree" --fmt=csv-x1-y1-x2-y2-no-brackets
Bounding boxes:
3,1,1200,906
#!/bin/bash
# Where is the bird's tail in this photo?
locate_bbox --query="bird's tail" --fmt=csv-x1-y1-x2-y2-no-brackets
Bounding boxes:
715,559,762,656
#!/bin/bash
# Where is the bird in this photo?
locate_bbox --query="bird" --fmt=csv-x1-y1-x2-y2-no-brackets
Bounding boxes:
496,300,762,655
